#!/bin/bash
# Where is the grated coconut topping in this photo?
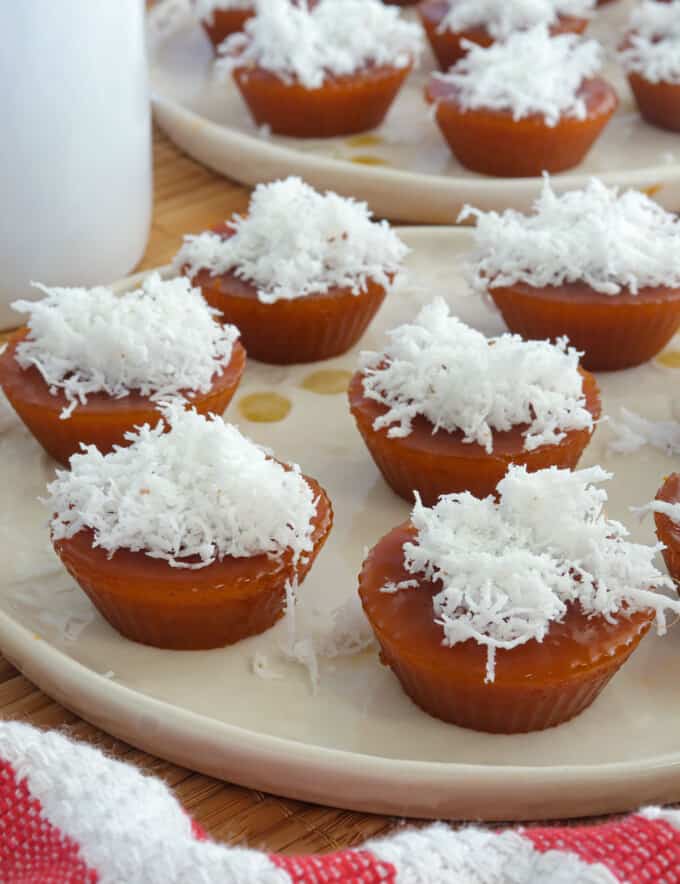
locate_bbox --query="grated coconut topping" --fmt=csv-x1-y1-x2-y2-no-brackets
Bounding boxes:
398,464,677,681
619,1,680,85
47,404,319,570
174,177,409,304
216,0,423,89
359,298,593,453
436,0,595,40
11,274,239,419
431,26,603,126
461,177,680,295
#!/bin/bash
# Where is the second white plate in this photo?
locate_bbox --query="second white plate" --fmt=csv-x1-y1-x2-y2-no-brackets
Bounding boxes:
148,0,680,222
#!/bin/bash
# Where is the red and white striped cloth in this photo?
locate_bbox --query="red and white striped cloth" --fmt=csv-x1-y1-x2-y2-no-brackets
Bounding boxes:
2,721,680,883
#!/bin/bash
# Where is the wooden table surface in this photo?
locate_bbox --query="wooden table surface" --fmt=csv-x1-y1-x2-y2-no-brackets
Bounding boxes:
0,129,404,855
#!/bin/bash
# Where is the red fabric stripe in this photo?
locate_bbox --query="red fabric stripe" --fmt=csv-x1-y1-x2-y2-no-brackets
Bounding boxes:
272,848,396,883
525,813,680,883
0,760,98,884
190,818,208,841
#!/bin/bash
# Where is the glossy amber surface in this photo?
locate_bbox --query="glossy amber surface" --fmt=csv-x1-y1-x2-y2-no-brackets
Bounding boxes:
489,281,680,371
233,63,411,137
0,330,246,465
348,367,601,506
359,522,654,732
54,475,333,650
418,0,589,70
628,72,680,133
426,76,618,177
200,7,253,49
655,473,680,584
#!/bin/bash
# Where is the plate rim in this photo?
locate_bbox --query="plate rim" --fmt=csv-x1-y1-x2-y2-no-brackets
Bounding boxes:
5,231,680,819
152,92,680,193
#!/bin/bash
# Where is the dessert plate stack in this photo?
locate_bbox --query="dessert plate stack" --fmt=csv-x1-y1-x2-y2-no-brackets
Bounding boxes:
2,227,679,820
148,0,680,221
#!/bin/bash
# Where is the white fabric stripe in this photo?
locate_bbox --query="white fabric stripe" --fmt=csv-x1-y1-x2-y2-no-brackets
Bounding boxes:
0,722,289,884
641,806,680,830
367,825,617,884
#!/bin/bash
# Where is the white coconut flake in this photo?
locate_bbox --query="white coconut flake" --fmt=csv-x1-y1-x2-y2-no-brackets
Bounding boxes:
280,592,375,692
174,177,408,304
216,0,423,89
608,408,680,456
397,465,677,682
461,177,680,295
359,298,593,453
10,273,239,419
437,0,594,40
252,652,284,680
636,499,680,526
46,403,318,570
432,26,602,126
194,0,252,25
619,1,680,85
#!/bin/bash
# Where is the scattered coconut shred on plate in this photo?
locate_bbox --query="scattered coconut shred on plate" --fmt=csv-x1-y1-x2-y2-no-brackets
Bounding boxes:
619,1,680,85
360,297,593,453
215,0,423,90
45,403,318,570
460,176,680,295
431,26,602,125
173,177,409,304
607,408,680,456
272,579,375,693
11,273,239,419
437,0,595,40
398,464,678,682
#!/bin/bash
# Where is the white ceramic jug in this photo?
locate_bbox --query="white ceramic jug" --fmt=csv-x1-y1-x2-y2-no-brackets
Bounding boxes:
0,0,152,330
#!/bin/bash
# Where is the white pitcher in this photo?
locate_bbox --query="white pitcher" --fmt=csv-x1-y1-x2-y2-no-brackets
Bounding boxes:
0,0,152,330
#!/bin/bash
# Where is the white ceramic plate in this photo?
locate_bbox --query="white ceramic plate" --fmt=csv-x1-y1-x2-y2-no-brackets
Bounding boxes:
148,0,680,223
2,227,680,821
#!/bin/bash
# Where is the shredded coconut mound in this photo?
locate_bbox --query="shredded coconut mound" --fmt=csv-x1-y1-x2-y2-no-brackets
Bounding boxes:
619,1,680,85
398,465,676,682
11,273,239,419
608,408,680,457
461,177,680,295
216,0,423,89
194,0,251,23
47,404,318,570
437,0,594,40
175,177,408,304
432,26,602,126
359,298,592,453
